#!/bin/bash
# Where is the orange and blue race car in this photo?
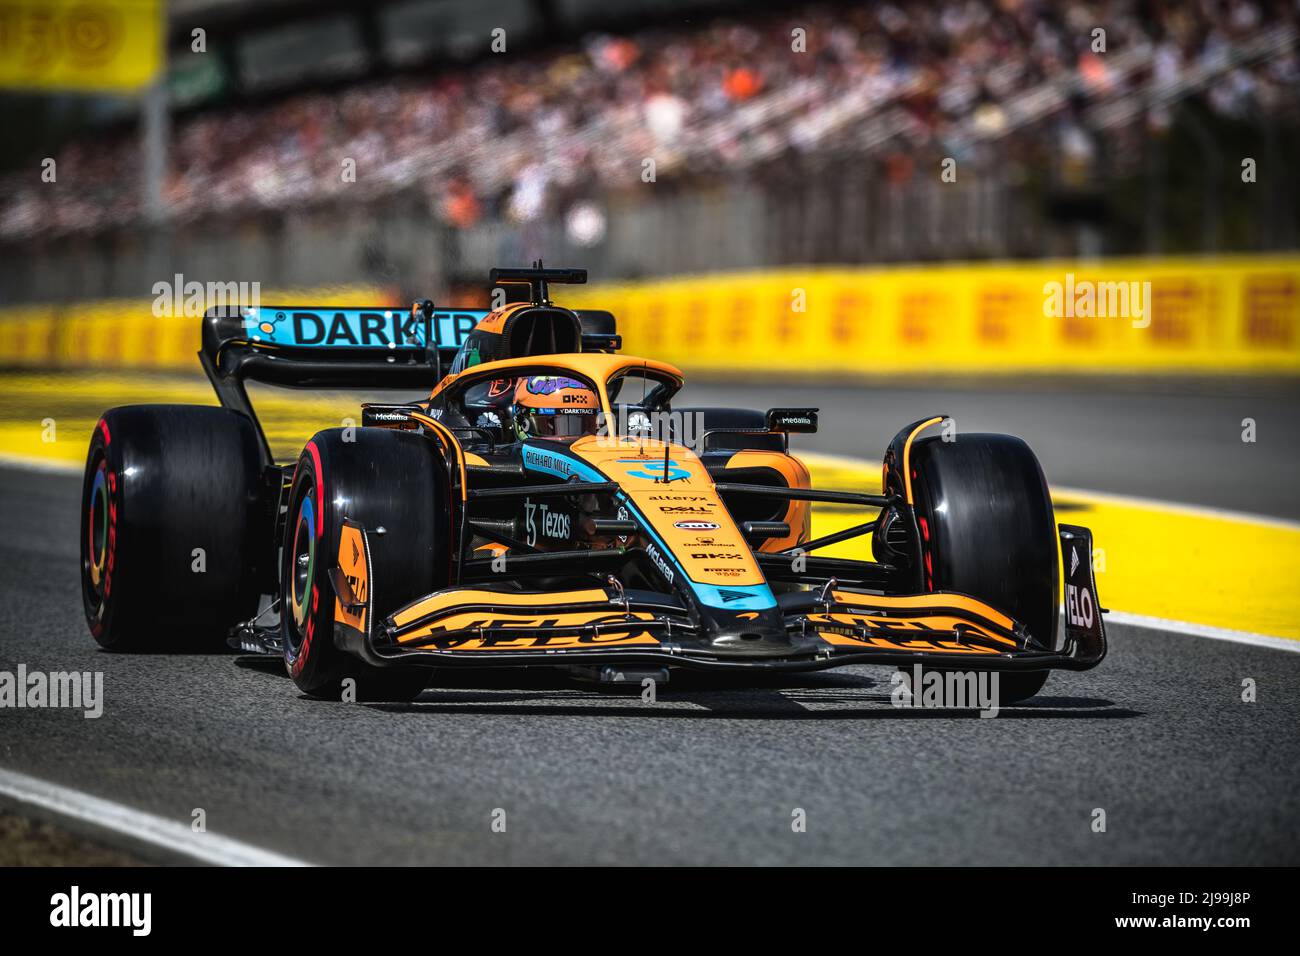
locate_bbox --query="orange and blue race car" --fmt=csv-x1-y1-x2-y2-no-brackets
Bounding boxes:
79,266,1106,704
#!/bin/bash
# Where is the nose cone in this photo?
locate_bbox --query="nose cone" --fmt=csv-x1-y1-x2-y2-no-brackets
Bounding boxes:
703,608,793,656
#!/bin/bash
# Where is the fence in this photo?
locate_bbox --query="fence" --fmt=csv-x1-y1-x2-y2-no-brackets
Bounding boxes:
4,255,1296,377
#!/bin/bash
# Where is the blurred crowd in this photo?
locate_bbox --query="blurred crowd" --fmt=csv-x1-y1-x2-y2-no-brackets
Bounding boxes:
2,0,1297,241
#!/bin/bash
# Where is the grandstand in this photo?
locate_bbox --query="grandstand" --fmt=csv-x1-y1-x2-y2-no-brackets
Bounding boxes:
1,0,1297,304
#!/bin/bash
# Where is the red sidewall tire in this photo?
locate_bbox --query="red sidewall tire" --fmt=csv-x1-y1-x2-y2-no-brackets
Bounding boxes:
81,420,122,646
282,441,335,693
281,429,449,701
906,433,1058,703
80,405,264,651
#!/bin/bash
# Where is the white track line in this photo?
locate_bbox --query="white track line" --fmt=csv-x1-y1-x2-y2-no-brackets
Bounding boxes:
1050,484,1300,532
0,767,312,866
0,451,80,474
1102,611,1300,653
799,449,1300,531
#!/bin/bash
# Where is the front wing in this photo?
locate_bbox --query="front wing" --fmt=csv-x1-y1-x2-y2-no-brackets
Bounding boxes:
333,525,1107,675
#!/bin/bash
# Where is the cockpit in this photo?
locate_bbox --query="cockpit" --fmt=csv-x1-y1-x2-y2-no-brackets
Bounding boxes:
429,356,683,452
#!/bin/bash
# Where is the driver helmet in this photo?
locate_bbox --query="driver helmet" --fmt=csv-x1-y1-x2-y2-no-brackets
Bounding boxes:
511,376,599,440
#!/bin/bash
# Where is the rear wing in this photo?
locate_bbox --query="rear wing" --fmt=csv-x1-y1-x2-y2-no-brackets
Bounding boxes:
200,303,617,463
202,304,618,389
201,304,491,390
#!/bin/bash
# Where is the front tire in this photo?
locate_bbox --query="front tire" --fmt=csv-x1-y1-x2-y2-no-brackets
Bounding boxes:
906,433,1059,703
281,428,449,701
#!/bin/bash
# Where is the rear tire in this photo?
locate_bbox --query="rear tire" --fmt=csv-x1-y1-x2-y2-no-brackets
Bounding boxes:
80,405,265,651
907,433,1058,703
281,428,449,701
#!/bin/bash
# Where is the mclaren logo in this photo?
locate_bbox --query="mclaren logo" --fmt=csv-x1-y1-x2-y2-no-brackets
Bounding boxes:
644,542,675,585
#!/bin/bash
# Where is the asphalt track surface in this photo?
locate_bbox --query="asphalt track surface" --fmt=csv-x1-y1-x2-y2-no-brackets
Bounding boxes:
2,381,1299,865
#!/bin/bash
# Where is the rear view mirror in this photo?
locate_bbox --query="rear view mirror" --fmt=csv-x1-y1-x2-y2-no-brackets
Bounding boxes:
766,408,818,433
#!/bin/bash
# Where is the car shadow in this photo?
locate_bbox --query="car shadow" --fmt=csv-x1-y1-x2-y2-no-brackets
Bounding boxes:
96,643,241,657
369,698,1140,720
363,668,1139,720
233,654,287,674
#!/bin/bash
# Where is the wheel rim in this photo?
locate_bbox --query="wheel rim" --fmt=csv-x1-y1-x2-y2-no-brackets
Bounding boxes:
85,457,109,600
288,492,316,639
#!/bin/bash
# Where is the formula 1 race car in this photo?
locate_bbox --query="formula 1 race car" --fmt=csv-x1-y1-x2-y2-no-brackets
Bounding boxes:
80,266,1106,704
